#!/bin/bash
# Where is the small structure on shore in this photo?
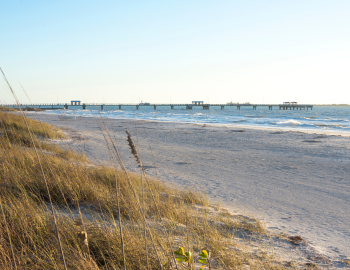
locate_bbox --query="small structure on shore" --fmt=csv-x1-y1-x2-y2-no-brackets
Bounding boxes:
25,107,45,111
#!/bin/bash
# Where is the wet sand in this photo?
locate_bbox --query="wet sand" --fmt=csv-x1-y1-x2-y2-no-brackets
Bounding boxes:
26,113,350,263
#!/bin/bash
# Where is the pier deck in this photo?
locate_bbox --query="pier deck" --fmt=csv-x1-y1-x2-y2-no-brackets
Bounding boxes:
3,103,313,111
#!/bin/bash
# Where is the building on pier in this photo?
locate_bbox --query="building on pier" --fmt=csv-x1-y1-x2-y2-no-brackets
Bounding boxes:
71,100,81,105
192,101,204,105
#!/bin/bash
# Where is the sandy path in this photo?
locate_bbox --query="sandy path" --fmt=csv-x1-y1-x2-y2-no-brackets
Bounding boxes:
26,113,350,262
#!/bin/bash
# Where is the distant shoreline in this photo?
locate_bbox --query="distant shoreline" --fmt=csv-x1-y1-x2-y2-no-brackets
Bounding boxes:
314,104,350,106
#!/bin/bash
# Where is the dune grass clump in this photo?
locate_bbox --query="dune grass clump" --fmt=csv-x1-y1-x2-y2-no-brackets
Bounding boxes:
0,111,86,162
0,111,291,269
0,106,17,111
0,110,63,139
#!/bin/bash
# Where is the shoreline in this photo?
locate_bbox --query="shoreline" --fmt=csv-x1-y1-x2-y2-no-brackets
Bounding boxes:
24,112,350,263
27,110,350,137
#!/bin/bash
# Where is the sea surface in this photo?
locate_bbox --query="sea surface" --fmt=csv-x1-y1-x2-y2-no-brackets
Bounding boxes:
36,105,350,133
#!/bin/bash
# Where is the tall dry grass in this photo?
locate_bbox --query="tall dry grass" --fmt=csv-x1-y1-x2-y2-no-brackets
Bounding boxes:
0,110,289,269
0,106,17,112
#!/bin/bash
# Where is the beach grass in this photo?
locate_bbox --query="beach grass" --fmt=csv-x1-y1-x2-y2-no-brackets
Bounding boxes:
0,110,292,269
0,106,17,112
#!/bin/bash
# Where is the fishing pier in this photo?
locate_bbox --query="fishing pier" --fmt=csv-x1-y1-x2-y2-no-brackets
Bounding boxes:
4,102,313,111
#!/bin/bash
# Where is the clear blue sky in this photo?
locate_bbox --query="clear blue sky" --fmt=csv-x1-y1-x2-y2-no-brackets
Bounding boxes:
1,0,349,104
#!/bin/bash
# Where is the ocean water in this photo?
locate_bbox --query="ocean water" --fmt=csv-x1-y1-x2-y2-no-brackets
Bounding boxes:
37,105,350,133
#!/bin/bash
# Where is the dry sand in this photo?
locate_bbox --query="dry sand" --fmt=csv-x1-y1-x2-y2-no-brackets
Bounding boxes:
26,113,350,265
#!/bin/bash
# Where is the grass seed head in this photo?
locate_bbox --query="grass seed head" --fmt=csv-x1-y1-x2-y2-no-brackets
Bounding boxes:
126,130,140,164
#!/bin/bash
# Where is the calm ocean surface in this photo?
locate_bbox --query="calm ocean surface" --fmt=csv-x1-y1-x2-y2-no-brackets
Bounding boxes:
38,105,350,133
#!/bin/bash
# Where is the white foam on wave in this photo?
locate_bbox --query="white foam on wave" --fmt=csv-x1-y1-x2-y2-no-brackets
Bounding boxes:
276,120,302,126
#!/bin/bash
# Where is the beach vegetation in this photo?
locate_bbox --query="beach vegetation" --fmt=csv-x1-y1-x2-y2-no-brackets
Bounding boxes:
0,109,317,269
0,106,17,111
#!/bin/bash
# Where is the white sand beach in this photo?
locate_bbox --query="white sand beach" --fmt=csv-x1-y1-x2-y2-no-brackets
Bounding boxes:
26,113,350,264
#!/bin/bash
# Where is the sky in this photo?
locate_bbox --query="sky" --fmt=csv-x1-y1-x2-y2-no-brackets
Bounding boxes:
1,0,350,105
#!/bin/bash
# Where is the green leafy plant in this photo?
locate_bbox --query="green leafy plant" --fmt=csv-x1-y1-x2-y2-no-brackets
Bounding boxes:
174,246,192,268
174,247,213,269
198,250,212,269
